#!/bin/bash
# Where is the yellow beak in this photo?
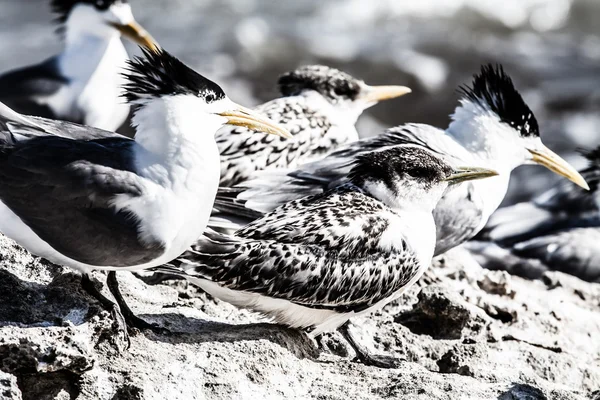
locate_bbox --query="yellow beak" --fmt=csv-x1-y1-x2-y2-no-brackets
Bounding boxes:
528,146,589,190
111,21,160,52
219,105,292,139
444,166,499,184
359,85,412,103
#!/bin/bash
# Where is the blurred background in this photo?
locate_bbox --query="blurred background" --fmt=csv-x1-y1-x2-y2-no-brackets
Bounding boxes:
0,0,598,205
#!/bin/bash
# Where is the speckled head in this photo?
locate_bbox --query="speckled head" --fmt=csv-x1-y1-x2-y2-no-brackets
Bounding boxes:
459,64,539,138
349,145,498,209
278,65,364,103
349,146,454,192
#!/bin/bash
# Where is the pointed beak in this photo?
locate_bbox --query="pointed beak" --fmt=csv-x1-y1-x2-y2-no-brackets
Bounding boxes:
359,85,412,103
219,104,292,139
110,21,160,52
444,166,499,184
528,146,589,190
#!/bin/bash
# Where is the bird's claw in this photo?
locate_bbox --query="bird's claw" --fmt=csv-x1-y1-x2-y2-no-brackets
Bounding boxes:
354,353,404,369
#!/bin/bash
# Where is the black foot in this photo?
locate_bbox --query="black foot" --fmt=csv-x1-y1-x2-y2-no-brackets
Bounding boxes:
106,271,170,336
80,273,131,348
353,353,403,369
134,272,183,286
337,321,403,369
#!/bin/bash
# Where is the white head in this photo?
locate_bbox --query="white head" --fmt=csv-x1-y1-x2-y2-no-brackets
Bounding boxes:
122,48,291,152
348,146,498,212
448,64,588,189
51,0,157,49
277,65,411,124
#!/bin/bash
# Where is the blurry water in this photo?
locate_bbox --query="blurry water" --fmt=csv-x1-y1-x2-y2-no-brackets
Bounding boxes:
0,0,598,204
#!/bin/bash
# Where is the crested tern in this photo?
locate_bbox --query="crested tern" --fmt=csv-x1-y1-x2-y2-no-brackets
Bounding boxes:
0,47,290,334
0,0,159,131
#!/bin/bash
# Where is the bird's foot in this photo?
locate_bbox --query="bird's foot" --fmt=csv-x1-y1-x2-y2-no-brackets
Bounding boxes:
119,309,170,336
337,321,403,369
80,274,131,349
106,271,171,336
352,352,404,369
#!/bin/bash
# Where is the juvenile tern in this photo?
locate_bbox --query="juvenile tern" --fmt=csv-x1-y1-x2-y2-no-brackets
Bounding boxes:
0,0,159,131
0,47,290,333
217,65,411,187
155,146,497,368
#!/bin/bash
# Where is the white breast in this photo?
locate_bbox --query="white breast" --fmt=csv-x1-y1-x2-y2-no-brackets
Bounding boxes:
115,139,221,266
41,35,130,131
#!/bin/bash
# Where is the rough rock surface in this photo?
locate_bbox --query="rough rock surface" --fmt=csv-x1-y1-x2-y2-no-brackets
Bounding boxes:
0,234,598,400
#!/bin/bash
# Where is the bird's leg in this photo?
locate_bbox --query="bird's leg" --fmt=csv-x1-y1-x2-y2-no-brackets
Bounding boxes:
106,271,169,335
337,321,403,369
80,273,130,347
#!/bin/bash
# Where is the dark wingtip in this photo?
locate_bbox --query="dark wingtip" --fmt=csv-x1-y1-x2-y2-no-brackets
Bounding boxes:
578,146,600,165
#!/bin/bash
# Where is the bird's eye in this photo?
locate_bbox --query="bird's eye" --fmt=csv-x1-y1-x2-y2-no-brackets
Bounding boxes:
94,0,109,10
333,86,347,96
205,93,215,103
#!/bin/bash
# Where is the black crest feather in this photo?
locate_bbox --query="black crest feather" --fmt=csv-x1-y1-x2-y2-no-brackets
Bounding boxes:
278,65,363,102
459,64,539,138
122,48,226,104
349,146,453,191
581,146,600,166
51,0,126,24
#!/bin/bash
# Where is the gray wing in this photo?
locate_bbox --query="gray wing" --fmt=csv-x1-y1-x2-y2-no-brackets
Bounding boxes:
479,163,600,245
512,227,600,283
0,58,69,120
0,107,164,267
168,188,421,312
433,182,484,256
217,97,339,187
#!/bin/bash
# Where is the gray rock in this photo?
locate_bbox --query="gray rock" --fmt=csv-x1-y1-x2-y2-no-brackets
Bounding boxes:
0,237,598,399
0,371,21,400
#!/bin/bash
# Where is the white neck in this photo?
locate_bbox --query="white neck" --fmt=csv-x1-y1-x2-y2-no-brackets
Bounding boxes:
132,96,225,166
119,96,223,264
446,100,526,174
364,180,446,214
299,91,364,127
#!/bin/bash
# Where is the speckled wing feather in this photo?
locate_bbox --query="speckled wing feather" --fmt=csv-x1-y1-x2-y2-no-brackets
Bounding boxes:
175,186,421,312
217,95,354,187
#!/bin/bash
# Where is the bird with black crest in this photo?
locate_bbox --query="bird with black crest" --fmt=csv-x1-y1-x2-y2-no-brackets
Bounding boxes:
0,0,159,131
0,47,291,340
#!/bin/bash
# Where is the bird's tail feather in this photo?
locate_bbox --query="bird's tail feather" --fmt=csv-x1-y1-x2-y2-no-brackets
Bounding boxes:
151,229,242,278
476,203,553,244
0,101,43,130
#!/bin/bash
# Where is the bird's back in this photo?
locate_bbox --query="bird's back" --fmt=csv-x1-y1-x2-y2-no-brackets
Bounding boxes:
0,57,69,121
217,94,356,187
